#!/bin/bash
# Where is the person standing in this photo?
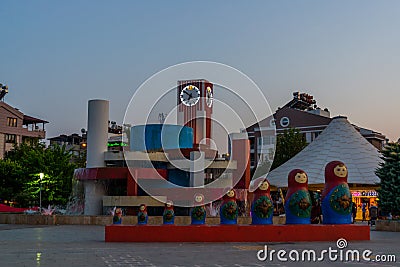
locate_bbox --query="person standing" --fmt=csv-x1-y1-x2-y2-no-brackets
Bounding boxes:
351,202,357,223
362,203,367,222
311,199,322,224
369,202,378,226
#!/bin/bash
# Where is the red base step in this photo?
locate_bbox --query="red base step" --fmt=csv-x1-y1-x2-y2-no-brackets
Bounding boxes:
105,224,370,242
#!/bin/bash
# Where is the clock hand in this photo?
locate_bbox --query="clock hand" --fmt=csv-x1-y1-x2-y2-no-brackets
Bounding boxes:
183,90,193,100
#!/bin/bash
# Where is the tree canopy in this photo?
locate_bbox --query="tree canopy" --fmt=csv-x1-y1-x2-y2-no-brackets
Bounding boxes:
270,128,308,170
376,142,400,216
0,143,76,207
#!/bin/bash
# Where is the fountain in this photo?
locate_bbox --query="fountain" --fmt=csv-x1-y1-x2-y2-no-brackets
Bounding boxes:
65,178,84,215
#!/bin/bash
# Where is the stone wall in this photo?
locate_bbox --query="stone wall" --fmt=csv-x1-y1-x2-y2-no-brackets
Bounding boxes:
376,220,400,232
0,214,286,225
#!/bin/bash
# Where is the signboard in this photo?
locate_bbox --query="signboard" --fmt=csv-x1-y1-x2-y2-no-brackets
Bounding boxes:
351,190,378,197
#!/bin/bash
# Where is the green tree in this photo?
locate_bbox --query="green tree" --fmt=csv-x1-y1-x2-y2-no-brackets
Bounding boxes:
0,159,24,203
376,142,400,216
72,149,87,168
2,143,76,207
270,128,308,170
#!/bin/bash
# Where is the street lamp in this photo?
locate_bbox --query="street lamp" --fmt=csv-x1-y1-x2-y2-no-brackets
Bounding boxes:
39,173,44,214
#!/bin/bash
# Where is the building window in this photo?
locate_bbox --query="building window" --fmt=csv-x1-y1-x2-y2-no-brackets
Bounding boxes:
7,117,17,127
258,137,264,146
259,136,276,146
265,136,276,145
306,132,312,143
5,134,16,143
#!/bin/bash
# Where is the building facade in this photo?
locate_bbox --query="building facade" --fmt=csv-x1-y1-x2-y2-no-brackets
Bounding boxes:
48,132,87,161
246,92,387,169
48,121,126,164
0,101,47,158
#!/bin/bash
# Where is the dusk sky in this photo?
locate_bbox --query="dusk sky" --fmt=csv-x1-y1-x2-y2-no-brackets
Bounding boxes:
1,1,399,142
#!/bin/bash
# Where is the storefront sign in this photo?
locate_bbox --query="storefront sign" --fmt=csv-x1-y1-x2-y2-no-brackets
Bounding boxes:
351,190,378,197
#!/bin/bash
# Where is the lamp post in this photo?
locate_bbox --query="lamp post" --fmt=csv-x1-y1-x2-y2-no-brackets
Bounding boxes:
39,173,44,214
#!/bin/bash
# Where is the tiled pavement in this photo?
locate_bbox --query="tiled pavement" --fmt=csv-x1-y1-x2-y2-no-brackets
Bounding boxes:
0,224,399,267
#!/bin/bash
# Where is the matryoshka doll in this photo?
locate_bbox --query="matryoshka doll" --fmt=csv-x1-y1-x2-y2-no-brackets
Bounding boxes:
220,189,238,225
284,169,312,224
137,204,148,225
163,200,175,225
321,161,352,224
191,194,206,225
251,179,274,225
112,208,122,224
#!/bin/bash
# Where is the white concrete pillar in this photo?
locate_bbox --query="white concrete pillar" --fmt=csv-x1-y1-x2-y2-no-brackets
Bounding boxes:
84,99,109,215
195,111,207,145
190,151,205,187
83,181,106,215
87,99,109,168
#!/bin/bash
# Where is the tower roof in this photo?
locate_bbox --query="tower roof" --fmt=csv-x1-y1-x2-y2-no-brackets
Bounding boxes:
267,116,382,187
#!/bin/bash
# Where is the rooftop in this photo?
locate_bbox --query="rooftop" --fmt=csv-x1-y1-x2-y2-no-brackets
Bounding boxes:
266,116,382,188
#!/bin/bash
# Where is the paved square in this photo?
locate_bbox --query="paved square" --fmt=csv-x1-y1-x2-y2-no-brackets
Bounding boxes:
0,224,399,266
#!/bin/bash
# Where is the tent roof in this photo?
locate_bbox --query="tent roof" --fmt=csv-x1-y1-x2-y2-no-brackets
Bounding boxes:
0,204,31,213
267,116,382,188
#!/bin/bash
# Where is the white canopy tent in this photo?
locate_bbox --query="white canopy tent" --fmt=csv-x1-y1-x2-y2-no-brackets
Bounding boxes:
267,116,382,188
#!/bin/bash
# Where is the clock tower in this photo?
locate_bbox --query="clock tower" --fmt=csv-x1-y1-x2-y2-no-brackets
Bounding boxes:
177,79,213,149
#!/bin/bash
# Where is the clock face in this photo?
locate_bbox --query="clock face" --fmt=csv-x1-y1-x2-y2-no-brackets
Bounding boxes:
206,86,213,107
180,85,200,106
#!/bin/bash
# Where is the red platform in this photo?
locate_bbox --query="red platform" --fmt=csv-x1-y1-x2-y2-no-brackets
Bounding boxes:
105,224,370,242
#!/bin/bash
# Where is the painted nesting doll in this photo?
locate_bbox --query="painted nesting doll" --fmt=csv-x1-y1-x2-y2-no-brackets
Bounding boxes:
191,194,206,225
137,204,148,225
321,161,352,224
112,208,122,224
251,180,274,225
220,189,238,225
163,201,175,225
284,169,312,224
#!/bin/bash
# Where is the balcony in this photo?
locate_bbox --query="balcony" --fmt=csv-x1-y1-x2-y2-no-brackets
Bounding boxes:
22,114,48,139
104,151,168,162
21,127,46,139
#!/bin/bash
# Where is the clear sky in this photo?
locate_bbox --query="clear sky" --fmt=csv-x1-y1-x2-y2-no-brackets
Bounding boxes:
1,1,399,142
